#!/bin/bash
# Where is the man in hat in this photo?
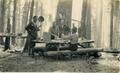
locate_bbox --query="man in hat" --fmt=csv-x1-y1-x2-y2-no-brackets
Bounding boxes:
25,16,39,56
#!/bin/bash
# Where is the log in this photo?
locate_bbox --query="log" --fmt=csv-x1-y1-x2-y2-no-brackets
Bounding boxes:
44,48,103,56
103,50,120,53
78,40,94,44
77,48,103,52
44,50,71,56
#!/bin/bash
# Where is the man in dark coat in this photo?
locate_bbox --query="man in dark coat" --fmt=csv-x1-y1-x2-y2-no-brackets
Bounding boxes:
25,16,39,56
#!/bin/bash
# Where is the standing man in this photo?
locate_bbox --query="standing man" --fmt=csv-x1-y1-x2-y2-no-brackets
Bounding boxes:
25,16,39,56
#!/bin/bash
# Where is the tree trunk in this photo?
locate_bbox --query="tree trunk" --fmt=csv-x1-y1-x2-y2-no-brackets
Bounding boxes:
12,0,17,45
22,1,31,32
81,0,87,39
110,0,114,49
0,0,6,45
23,0,35,52
21,1,31,48
4,18,11,51
29,0,34,22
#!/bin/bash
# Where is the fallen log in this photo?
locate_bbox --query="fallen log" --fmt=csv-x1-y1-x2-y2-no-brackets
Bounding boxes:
44,48,103,56
78,40,94,44
103,50,120,53
77,48,103,53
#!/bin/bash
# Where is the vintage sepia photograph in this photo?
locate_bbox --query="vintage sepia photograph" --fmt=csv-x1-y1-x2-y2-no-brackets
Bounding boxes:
0,0,120,73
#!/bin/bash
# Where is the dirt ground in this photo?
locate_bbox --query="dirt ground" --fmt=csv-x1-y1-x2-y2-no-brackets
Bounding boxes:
0,52,119,73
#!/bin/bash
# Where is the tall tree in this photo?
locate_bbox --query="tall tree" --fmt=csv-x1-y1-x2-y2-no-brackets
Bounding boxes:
22,1,31,32
12,0,17,45
80,0,87,39
0,0,6,45
110,0,114,49
29,0,34,22
23,0,35,52
22,1,31,51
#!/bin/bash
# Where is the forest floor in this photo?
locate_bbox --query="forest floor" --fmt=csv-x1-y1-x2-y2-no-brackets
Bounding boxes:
0,46,120,73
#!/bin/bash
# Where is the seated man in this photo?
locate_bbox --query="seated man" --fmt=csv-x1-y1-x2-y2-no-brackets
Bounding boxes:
62,26,78,51
69,33,78,51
